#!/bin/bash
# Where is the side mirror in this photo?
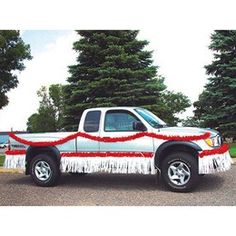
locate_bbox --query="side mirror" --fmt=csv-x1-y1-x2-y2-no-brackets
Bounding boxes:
133,121,147,131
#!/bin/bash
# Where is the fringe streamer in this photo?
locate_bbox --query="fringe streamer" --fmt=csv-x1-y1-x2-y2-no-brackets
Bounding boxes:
4,155,26,169
199,151,233,174
4,153,157,175
60,156,156,174
4,149,233,175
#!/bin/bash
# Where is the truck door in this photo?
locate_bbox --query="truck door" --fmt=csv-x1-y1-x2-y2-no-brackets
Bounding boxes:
76,110,101,151
99,109,154,153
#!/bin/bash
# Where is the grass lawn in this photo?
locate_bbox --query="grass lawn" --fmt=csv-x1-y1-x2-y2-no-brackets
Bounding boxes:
229,143,236,158
0,155,5,167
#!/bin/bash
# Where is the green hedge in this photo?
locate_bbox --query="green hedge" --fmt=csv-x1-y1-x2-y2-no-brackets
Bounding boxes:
229,143,236,158
0,155,5,167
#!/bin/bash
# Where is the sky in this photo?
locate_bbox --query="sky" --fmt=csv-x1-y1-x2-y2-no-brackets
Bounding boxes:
0,30,78,131
0,29,213,131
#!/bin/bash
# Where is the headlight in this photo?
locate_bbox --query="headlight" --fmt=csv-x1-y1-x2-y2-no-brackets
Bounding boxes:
204,138,214,147
204,135,221,147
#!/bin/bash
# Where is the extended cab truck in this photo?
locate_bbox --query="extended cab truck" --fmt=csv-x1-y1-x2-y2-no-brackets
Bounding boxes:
4,107,232,192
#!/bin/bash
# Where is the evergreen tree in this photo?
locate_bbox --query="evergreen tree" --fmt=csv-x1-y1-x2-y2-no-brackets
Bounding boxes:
181,116,201,127
64,30,190,130
49,84,65,130
0,30,32,109
27,84,65,132
194,30,236,138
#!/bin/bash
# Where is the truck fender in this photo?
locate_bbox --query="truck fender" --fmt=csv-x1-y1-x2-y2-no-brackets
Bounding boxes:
154,141,202,169
25,146,61,175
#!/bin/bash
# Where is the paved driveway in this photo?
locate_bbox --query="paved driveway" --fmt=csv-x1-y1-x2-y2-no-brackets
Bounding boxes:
0,166,235,206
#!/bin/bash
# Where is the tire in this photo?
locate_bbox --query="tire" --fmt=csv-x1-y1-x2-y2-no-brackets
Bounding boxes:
69,172,88,176
30,154,60,187
161,152,200,192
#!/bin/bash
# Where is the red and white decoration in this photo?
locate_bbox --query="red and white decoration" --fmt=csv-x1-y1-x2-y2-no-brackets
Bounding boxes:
4,132,233,174
4,150,156,174
60,152,156,174
198,144,233,174
4,150,25,170
8,131,211,146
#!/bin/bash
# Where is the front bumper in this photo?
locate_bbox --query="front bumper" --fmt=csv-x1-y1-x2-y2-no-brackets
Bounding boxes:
198,144,233,174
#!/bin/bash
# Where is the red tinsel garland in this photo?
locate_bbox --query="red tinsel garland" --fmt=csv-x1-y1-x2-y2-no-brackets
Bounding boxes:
5,150,153,158
8,131,211,147
5,150,26,155
199,144,229,158
6,145,230,159
61,151,153,158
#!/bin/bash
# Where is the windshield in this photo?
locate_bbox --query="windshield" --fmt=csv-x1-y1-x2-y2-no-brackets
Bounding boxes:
135,108,167,128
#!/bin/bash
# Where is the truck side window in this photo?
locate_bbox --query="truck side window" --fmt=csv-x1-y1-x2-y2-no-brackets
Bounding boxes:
104,110,139,132
84,111,101,132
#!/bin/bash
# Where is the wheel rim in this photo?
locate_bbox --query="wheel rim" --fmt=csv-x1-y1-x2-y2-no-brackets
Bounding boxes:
168,161,191,186
34,161,52,181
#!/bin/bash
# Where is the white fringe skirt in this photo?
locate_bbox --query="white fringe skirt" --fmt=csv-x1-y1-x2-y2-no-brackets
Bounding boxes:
198,151,233,174
4,151,233,175
4,154,156,175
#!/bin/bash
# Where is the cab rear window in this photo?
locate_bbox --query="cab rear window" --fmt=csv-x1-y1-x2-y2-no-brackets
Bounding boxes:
84,111,101,132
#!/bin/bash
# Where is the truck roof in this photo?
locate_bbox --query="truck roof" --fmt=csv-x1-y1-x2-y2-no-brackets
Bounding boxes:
84,107,141,112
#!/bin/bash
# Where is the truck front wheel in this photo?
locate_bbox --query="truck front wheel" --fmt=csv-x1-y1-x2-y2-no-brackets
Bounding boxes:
161,152,200,192
30,154,60,187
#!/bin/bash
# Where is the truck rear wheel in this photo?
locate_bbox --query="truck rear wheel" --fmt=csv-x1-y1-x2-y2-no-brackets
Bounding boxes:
161,152,200,192
30,154,60,187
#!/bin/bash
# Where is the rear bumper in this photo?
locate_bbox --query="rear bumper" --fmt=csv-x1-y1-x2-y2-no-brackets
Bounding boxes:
198,144,233,174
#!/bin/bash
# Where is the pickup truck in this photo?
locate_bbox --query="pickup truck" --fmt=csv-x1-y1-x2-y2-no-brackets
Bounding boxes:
4,107,232,192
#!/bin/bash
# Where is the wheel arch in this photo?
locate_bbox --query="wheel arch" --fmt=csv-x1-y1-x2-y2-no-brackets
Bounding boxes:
25,146,61,175
154,141,202,169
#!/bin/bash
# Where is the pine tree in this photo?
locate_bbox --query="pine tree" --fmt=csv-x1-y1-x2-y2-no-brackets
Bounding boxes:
194,30,236,138
64,30,190,130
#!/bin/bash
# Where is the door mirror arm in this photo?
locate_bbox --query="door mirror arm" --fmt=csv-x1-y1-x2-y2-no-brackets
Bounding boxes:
132,121,147,132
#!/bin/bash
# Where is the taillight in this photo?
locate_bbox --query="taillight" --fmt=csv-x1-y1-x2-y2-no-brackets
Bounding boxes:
7,139,11,151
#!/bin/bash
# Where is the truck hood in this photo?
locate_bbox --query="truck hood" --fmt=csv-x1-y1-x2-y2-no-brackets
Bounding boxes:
158,126,218,138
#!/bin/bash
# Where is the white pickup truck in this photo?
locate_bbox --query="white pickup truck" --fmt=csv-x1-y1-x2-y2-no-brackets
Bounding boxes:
4,107,232,192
